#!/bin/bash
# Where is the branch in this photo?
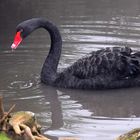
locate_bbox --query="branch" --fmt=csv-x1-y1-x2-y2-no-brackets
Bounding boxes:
0,104,15,123
0,96,4,118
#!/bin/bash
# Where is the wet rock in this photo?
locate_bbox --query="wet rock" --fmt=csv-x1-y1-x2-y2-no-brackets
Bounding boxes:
116,128,140,140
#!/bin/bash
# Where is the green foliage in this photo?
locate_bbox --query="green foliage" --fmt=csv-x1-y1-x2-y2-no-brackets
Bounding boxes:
0,132,10,140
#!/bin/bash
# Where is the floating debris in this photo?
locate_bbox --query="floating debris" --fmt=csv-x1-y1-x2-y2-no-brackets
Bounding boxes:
0,96,50,140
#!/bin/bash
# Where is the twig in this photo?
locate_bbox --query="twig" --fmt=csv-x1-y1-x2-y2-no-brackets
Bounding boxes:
20,124,35,140
2,119,7,131
34,135,50,140
0,96,4,118
0,104,15,123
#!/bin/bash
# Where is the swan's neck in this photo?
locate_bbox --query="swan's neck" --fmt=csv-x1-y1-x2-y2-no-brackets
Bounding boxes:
40,20,62,83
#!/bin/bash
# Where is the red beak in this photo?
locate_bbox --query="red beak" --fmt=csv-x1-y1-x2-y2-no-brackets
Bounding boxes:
11,31,23,49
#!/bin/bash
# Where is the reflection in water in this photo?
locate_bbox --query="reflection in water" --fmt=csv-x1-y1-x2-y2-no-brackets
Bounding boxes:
1,0,140,139
43,87,140,140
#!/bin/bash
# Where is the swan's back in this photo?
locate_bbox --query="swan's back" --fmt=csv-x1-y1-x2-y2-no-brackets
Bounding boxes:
55,47,140,89
69,47,140,79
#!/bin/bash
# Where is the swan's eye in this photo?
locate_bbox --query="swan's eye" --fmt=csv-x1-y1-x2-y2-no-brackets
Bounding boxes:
20,29,24,32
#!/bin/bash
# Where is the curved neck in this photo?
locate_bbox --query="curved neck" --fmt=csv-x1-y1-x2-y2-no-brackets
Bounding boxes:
39,19,62,83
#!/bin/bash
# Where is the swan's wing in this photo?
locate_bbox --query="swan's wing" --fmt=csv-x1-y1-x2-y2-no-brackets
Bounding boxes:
67,47,140,80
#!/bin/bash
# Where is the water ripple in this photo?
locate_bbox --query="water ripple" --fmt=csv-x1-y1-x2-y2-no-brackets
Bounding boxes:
7,74,40,90
8,80,33,89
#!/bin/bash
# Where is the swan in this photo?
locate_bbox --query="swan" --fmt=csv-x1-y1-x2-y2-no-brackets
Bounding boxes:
11,18,140,89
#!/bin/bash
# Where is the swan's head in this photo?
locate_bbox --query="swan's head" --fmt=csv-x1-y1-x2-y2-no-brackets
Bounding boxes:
11,18,43,49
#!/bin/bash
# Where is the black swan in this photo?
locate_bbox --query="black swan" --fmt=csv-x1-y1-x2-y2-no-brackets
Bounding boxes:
11,18,140,89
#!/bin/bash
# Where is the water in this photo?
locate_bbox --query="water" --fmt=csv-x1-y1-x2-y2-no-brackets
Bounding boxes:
1,0,140,139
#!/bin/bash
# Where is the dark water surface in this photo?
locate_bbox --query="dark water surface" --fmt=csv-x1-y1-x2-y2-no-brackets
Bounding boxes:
1,0,140,139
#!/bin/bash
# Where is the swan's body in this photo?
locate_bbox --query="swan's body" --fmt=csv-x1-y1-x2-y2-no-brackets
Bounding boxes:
11,18,140,89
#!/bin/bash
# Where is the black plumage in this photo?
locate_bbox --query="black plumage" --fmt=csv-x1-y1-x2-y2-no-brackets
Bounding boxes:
55,47,140,89
12,18,140,89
